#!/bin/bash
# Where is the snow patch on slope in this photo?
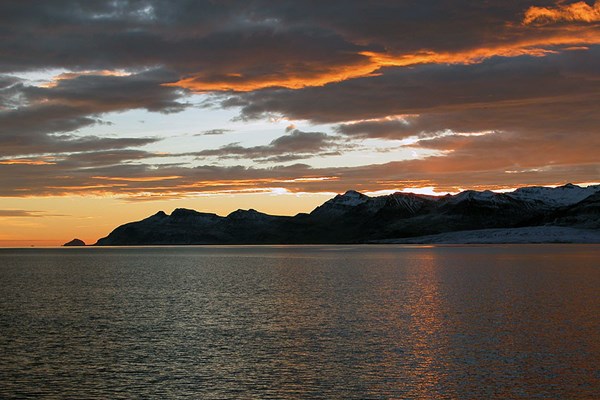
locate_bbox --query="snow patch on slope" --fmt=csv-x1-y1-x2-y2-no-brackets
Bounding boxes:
446,190,518,205
334,190,370,206
508,184,600,207
377,226,600,244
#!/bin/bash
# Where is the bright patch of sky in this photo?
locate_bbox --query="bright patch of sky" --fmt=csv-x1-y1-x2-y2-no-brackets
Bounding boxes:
298,140,439,168
14,69,68,84
11,69,442,169
66,91,434,168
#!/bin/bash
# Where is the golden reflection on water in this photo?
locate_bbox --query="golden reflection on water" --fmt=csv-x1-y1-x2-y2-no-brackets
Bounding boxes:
260,246,600,399
389,251,454,399
252,249,459,397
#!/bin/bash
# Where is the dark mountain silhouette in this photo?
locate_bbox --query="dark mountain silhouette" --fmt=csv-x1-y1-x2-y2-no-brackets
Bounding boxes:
95,184,600,245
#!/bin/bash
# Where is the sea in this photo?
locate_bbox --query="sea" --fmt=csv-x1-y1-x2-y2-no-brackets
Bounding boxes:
1,245,599,399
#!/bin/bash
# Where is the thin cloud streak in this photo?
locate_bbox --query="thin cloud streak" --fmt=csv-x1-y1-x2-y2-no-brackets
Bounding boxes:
0,209,65,217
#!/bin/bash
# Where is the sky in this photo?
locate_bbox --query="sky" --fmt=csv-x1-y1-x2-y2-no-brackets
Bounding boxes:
1,0,599,245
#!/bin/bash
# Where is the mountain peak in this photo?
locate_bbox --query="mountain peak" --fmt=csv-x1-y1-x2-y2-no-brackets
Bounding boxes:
343,189,364,197
334,190,369,206
509,183,599,207
451,189,497,203
561,183,578,189
227,208,268,219
171,208,201,217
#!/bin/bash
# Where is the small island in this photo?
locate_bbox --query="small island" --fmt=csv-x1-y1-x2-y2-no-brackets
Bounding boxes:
63,238,86,247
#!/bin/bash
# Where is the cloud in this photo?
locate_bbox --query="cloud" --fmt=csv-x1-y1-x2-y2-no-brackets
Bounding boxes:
192,129,346,162
1,110,598,199
524,1,600,25
336,116,420,139
163,26,375,92
0,210,43,217
0,75,24,109
196,129,233,136
1,149,598,199
223,49,600,122
335,90,600,142
3,1,600,107
0,119,161,157
0,75,19,87
0,210,64,217
24,69,188,113
60,149,166,167
3,1,599,92
165,2,600,91
0,2,375,91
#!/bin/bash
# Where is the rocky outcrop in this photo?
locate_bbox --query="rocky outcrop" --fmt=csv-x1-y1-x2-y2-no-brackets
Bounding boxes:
63,238,85,246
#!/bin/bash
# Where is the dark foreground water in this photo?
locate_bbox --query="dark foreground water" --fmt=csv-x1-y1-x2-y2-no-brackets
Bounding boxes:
0,245,599,399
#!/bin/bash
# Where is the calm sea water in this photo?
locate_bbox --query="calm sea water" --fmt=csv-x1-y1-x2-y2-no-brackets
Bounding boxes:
1,245,599,399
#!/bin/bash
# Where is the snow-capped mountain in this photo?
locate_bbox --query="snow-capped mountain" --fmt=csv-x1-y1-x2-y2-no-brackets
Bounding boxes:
508,183,600,208
387,192,433,214
309,190,372,218
95,184,600,245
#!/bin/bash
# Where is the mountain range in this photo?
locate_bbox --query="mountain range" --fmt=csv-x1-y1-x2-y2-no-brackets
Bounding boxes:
95,183,600,245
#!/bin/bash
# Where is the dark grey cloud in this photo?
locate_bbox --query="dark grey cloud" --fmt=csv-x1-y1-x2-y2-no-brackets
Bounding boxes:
0,116,160,157
196,129,233,136
0,75,21,89
254,1,536,52
0,1,568,72
0,1,373,87
59,149,163,167
336,117,421,140
0,75,24,109
5,0,583,99
0,102,161,157
224,51,600,123
22,69,187,113
334,93,600,141
192,129,346,162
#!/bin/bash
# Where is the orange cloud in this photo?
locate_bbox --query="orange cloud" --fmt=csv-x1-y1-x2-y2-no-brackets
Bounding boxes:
360,25,600,69
167,44,550,92
42,70,132,88
165,60,380,92
280,177,338,183
92,176,183,182
19,176,340,199
360,46,558,69
524,1,600,25
169,22,600,92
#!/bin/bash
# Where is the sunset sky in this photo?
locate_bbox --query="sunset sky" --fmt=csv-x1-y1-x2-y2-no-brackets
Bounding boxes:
1,0,599,245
